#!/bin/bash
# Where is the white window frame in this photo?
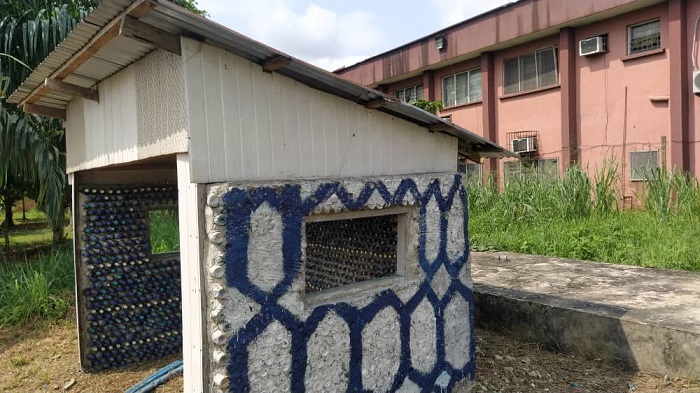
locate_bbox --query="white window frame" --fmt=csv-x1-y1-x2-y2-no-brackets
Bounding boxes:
394,85,424,103
630,150,659,181
503,46,559,95
442,68,482,107
628,19,661,55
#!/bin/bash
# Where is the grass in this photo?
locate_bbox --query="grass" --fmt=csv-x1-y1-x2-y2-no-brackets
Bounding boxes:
149,209,180,254
1,208,72,254
0,248,74,328
468,165,700,271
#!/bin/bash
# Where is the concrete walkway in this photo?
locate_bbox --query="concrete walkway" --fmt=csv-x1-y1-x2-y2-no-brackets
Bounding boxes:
471,252,700,378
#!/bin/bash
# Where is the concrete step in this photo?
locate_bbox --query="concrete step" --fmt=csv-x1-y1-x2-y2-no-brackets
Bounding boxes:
471,252,700,379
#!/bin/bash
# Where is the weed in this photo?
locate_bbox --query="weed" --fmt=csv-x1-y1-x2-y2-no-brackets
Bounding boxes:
10,357,29,367
0,248,74,327
467,165,700,271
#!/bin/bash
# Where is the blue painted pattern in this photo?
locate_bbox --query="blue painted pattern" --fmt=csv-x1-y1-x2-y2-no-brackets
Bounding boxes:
222,175,474,392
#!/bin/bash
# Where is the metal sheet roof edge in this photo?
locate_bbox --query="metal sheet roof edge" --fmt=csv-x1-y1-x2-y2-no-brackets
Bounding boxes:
9,0,515,159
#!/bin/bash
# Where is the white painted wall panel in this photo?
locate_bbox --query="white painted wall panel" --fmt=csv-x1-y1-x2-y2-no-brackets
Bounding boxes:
66,66,138,173
65,50,187,173
182,38,457,183
134,50,188,159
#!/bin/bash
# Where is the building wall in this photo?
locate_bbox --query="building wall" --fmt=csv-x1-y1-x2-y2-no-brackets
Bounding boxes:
345,1,700,194
576,3,670,197
687,1,700,178
182,38,458,184
494,36,564,176
336,0,662,87
202,173,474,393
65,50,188,173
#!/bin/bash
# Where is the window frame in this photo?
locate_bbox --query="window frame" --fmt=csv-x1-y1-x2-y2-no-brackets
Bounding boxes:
303,207,411,303
503,46,559,95
627,18,661,56
441,67,482,108
147,205,180,258
630,150,659,181
394,85,424,103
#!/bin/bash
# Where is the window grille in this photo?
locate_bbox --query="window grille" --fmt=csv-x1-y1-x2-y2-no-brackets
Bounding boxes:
628,19,661,55
630,150,659,181
305,214,398,293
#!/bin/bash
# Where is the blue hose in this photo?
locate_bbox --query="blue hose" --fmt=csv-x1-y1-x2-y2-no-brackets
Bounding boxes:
124,359,183,393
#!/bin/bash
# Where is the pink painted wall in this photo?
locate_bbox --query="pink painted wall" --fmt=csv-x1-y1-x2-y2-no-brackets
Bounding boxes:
337,0,647,87
494,36,563,177
576,4,670,198
435,58,485,137
688,1,700,177
338,0,700,198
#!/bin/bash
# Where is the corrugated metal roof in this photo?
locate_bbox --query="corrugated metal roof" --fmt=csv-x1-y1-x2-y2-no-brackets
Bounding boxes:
8,0,515,159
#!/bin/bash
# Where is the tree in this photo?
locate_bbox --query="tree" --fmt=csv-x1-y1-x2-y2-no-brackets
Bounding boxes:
0,0,207,246
0,3,85,245
411,99,444,115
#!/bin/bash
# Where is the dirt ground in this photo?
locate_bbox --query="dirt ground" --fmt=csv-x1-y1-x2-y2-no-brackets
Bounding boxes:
1,319,698,392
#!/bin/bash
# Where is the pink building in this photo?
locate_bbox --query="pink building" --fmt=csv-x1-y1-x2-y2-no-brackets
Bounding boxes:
336,0,700,201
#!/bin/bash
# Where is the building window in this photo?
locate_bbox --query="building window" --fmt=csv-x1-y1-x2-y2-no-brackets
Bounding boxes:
304,209,407,294
630,150,659,181
458,162,482,180
442,68,482,107
503,47,558,95
503,158,559,184
395,85,424,103
628,19,661,55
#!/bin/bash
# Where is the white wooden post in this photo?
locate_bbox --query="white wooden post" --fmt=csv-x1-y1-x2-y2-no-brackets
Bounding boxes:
177,153,206,392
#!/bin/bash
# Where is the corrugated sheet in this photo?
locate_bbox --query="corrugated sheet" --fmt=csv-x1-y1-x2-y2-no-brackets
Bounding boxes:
8,0,515,159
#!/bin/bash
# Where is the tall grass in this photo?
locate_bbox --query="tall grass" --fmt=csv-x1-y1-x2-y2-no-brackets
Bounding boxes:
468,164,700,271
0,248,74,327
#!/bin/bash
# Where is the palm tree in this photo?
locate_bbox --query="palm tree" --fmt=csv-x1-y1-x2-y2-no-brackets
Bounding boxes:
0,0,206,248
0,2,86,246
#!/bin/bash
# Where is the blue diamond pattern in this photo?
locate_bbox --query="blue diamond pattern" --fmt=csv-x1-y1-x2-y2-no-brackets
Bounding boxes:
221,174,475,392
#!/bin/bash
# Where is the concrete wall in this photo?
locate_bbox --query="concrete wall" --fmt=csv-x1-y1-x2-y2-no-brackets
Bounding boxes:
202,173,474,393
64,50,188,173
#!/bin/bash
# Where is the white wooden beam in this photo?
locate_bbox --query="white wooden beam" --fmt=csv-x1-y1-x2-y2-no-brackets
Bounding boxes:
23,103,66,120
44,78,99,102
176,154,206,393
119,15,182,56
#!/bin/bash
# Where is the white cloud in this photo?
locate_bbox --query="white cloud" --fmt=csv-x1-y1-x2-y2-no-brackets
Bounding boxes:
430,0,513,27
196,0,386,70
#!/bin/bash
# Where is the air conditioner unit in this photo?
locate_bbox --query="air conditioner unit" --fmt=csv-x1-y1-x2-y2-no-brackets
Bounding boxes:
579,36,608,56
693,70,700,95
511,137,537,154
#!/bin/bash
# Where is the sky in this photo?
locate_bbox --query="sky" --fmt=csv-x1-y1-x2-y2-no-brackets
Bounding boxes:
195,0,512,71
